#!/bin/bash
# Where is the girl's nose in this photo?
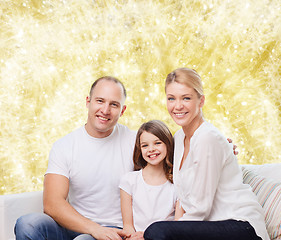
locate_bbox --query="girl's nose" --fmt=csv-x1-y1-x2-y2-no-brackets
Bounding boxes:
148,145,155,152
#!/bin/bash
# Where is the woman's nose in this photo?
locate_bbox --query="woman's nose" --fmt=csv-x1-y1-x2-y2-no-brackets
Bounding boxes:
175,100,183,110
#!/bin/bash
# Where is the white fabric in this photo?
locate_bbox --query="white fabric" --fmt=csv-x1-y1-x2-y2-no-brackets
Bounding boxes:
173,121,270,240
119,170,176,231
0,191,43,240
46,123,136,227
241,163,281,182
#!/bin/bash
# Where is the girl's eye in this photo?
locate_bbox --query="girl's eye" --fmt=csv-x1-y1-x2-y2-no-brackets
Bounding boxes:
156,141,162,145
141,144,148,148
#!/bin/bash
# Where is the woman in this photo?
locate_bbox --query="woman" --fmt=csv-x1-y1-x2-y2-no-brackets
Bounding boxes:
144,68,269,240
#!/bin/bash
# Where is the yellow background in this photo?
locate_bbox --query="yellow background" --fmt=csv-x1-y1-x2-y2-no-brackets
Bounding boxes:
1,0,280,195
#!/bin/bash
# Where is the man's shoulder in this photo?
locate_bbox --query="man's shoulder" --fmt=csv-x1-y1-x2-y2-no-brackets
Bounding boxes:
53,126,84,147
115,123,136,138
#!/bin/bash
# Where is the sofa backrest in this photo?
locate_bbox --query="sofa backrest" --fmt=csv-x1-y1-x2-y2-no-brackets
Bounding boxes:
0,191,43,240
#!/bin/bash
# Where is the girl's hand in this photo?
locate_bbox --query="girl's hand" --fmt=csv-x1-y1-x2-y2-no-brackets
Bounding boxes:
90,226,130,240
175,200,185,220
126,231,144,240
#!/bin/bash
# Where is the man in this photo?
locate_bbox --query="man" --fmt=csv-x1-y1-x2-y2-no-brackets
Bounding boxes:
15,75,237,240
15,76,136,240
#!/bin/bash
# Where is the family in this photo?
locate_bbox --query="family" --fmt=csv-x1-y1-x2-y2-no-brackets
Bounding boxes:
14,68,269,240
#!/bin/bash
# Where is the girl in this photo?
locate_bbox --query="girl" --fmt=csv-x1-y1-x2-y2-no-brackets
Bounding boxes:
144,68,269,240
119,120,178,240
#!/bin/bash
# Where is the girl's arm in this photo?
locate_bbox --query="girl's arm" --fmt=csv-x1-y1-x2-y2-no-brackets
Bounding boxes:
120,189,136,235
175,200,185,220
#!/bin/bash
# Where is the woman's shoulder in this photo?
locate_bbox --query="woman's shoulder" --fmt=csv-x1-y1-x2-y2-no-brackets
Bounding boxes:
194,122,227,144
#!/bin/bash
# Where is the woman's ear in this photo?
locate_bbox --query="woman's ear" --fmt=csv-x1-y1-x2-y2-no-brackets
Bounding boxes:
200,95,205,108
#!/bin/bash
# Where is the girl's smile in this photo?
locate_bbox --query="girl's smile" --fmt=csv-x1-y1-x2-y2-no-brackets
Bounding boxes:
140,131,167,166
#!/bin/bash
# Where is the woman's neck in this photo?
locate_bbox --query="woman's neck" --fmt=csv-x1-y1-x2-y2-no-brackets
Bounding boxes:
142,163,167,186
182,114,204,140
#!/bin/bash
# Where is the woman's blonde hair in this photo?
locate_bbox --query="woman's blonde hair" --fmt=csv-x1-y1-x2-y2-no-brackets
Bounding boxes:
165,68,204,97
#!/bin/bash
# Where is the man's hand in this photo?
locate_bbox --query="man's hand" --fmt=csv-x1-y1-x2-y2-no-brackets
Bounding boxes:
126,231,144,240
90,226,130,240
227,138,238,155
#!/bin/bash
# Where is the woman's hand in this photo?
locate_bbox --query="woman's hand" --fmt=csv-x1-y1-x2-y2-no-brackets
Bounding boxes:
227,138,238,155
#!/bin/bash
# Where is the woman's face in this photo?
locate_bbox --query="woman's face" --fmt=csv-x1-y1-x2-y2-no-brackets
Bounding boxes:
166,81,204,128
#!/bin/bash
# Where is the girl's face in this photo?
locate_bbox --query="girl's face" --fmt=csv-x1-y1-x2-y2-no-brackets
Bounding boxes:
140,131,167,167
166,81,204,128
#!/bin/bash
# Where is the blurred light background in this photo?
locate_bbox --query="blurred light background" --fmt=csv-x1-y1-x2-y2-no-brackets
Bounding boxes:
0,0,280,195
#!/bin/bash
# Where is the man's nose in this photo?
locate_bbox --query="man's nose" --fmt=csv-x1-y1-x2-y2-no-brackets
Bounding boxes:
101,103,110,114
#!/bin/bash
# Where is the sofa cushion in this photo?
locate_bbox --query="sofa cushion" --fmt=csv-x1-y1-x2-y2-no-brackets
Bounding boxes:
242,167,281,240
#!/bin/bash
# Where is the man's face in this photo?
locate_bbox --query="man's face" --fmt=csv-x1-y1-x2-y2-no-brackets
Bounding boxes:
85,80,126,138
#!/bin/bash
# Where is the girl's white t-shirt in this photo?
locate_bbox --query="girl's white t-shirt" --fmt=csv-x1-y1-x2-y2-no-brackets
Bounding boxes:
119,169,177,231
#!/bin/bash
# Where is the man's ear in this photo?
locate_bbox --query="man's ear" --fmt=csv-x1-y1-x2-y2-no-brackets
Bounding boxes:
86,96,90,108
120,105,127,117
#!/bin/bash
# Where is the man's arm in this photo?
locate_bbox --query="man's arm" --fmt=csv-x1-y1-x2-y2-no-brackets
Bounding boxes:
43,174,129,240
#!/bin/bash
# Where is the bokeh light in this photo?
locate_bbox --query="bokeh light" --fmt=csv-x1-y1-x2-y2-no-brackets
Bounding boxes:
0,0,280,195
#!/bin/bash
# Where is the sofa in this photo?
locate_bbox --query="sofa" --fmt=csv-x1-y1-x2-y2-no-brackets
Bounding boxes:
1,163,280,240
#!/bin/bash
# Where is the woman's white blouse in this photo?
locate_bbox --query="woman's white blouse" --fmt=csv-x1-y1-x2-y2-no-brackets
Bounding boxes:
173,121,269,240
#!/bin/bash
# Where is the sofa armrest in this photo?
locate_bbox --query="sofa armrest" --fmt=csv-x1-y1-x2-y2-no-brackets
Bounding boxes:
0,191,43,240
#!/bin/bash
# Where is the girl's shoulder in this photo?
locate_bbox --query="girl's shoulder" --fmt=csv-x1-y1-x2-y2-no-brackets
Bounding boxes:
121,170,142,183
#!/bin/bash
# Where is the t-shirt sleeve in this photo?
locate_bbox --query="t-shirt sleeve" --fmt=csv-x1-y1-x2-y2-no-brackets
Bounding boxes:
45,141,70,178
119,172,134,196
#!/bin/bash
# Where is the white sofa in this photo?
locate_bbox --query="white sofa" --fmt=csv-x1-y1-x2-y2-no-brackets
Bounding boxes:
1,164,281,240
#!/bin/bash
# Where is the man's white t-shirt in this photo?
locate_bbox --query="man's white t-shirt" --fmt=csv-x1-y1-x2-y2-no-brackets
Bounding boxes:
119,170,177,231
46,123,136,227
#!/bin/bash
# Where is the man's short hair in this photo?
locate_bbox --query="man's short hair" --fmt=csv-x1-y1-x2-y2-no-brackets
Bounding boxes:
89,76,127,99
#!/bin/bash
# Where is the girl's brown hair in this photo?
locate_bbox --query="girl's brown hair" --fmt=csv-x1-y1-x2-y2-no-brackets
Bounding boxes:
133,120,174,183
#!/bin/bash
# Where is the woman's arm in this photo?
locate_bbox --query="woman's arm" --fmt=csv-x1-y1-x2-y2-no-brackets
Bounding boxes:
120,189,136,235
175,200,185,220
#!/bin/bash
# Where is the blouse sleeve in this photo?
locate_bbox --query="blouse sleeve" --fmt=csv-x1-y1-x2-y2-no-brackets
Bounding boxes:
180,130,231,221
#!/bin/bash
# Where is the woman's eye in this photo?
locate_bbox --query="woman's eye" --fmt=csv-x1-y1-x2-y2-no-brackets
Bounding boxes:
167,97,175,101
184,97,191,100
